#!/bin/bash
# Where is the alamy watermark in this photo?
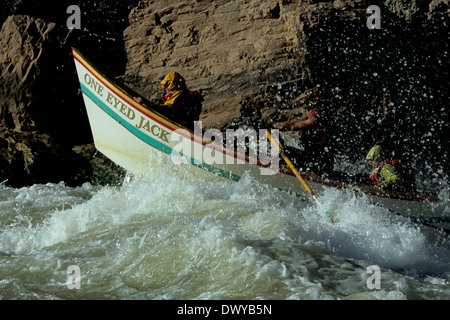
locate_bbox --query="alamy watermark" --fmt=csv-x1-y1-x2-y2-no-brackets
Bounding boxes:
67,4,381,31
170,122,280,176
367,5,381,29
66,5,81,29
366,265,381,289
66,265,81,289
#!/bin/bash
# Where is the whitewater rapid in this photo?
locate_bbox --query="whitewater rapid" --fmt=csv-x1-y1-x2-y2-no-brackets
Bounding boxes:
0,159,449,300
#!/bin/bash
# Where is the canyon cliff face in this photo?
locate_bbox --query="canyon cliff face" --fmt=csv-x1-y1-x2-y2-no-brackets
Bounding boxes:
123,0,378,129
0,0,448,187
123,0,305,128
0,0,136,186
0,15,78,135
122,0,449,185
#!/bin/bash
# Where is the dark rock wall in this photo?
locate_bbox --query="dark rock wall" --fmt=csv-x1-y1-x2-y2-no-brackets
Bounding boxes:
0,0,139,186
0,0,448,188
304,0,449,179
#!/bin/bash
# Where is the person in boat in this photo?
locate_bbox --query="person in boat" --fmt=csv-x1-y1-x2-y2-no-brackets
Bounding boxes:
273,107,334,175
366,144,404,191
135,71,203,130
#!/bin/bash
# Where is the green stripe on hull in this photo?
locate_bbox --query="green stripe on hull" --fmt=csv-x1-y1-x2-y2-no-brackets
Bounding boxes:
80,82,241,182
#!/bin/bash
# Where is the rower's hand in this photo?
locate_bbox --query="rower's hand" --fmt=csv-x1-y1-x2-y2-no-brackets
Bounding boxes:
306,109,318,121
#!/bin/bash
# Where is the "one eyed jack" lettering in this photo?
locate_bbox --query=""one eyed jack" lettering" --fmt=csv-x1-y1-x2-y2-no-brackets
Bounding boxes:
83,72,170,144
135,116,170,143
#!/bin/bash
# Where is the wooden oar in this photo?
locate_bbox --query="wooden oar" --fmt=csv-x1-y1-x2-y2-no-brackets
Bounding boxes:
266,130,321,206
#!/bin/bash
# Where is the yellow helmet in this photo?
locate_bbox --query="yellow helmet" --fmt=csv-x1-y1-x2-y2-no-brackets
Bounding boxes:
366,145,386,162
159,72,186,91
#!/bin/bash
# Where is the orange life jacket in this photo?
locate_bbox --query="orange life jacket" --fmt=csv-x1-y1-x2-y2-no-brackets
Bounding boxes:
163,90,203,129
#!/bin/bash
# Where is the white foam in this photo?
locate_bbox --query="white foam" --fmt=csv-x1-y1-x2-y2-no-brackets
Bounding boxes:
0,165,449,299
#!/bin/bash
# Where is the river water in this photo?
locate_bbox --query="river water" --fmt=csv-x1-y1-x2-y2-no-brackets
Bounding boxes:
0,155,449,301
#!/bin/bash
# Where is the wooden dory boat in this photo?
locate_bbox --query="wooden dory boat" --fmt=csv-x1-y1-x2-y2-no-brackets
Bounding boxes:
72,48,449,232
